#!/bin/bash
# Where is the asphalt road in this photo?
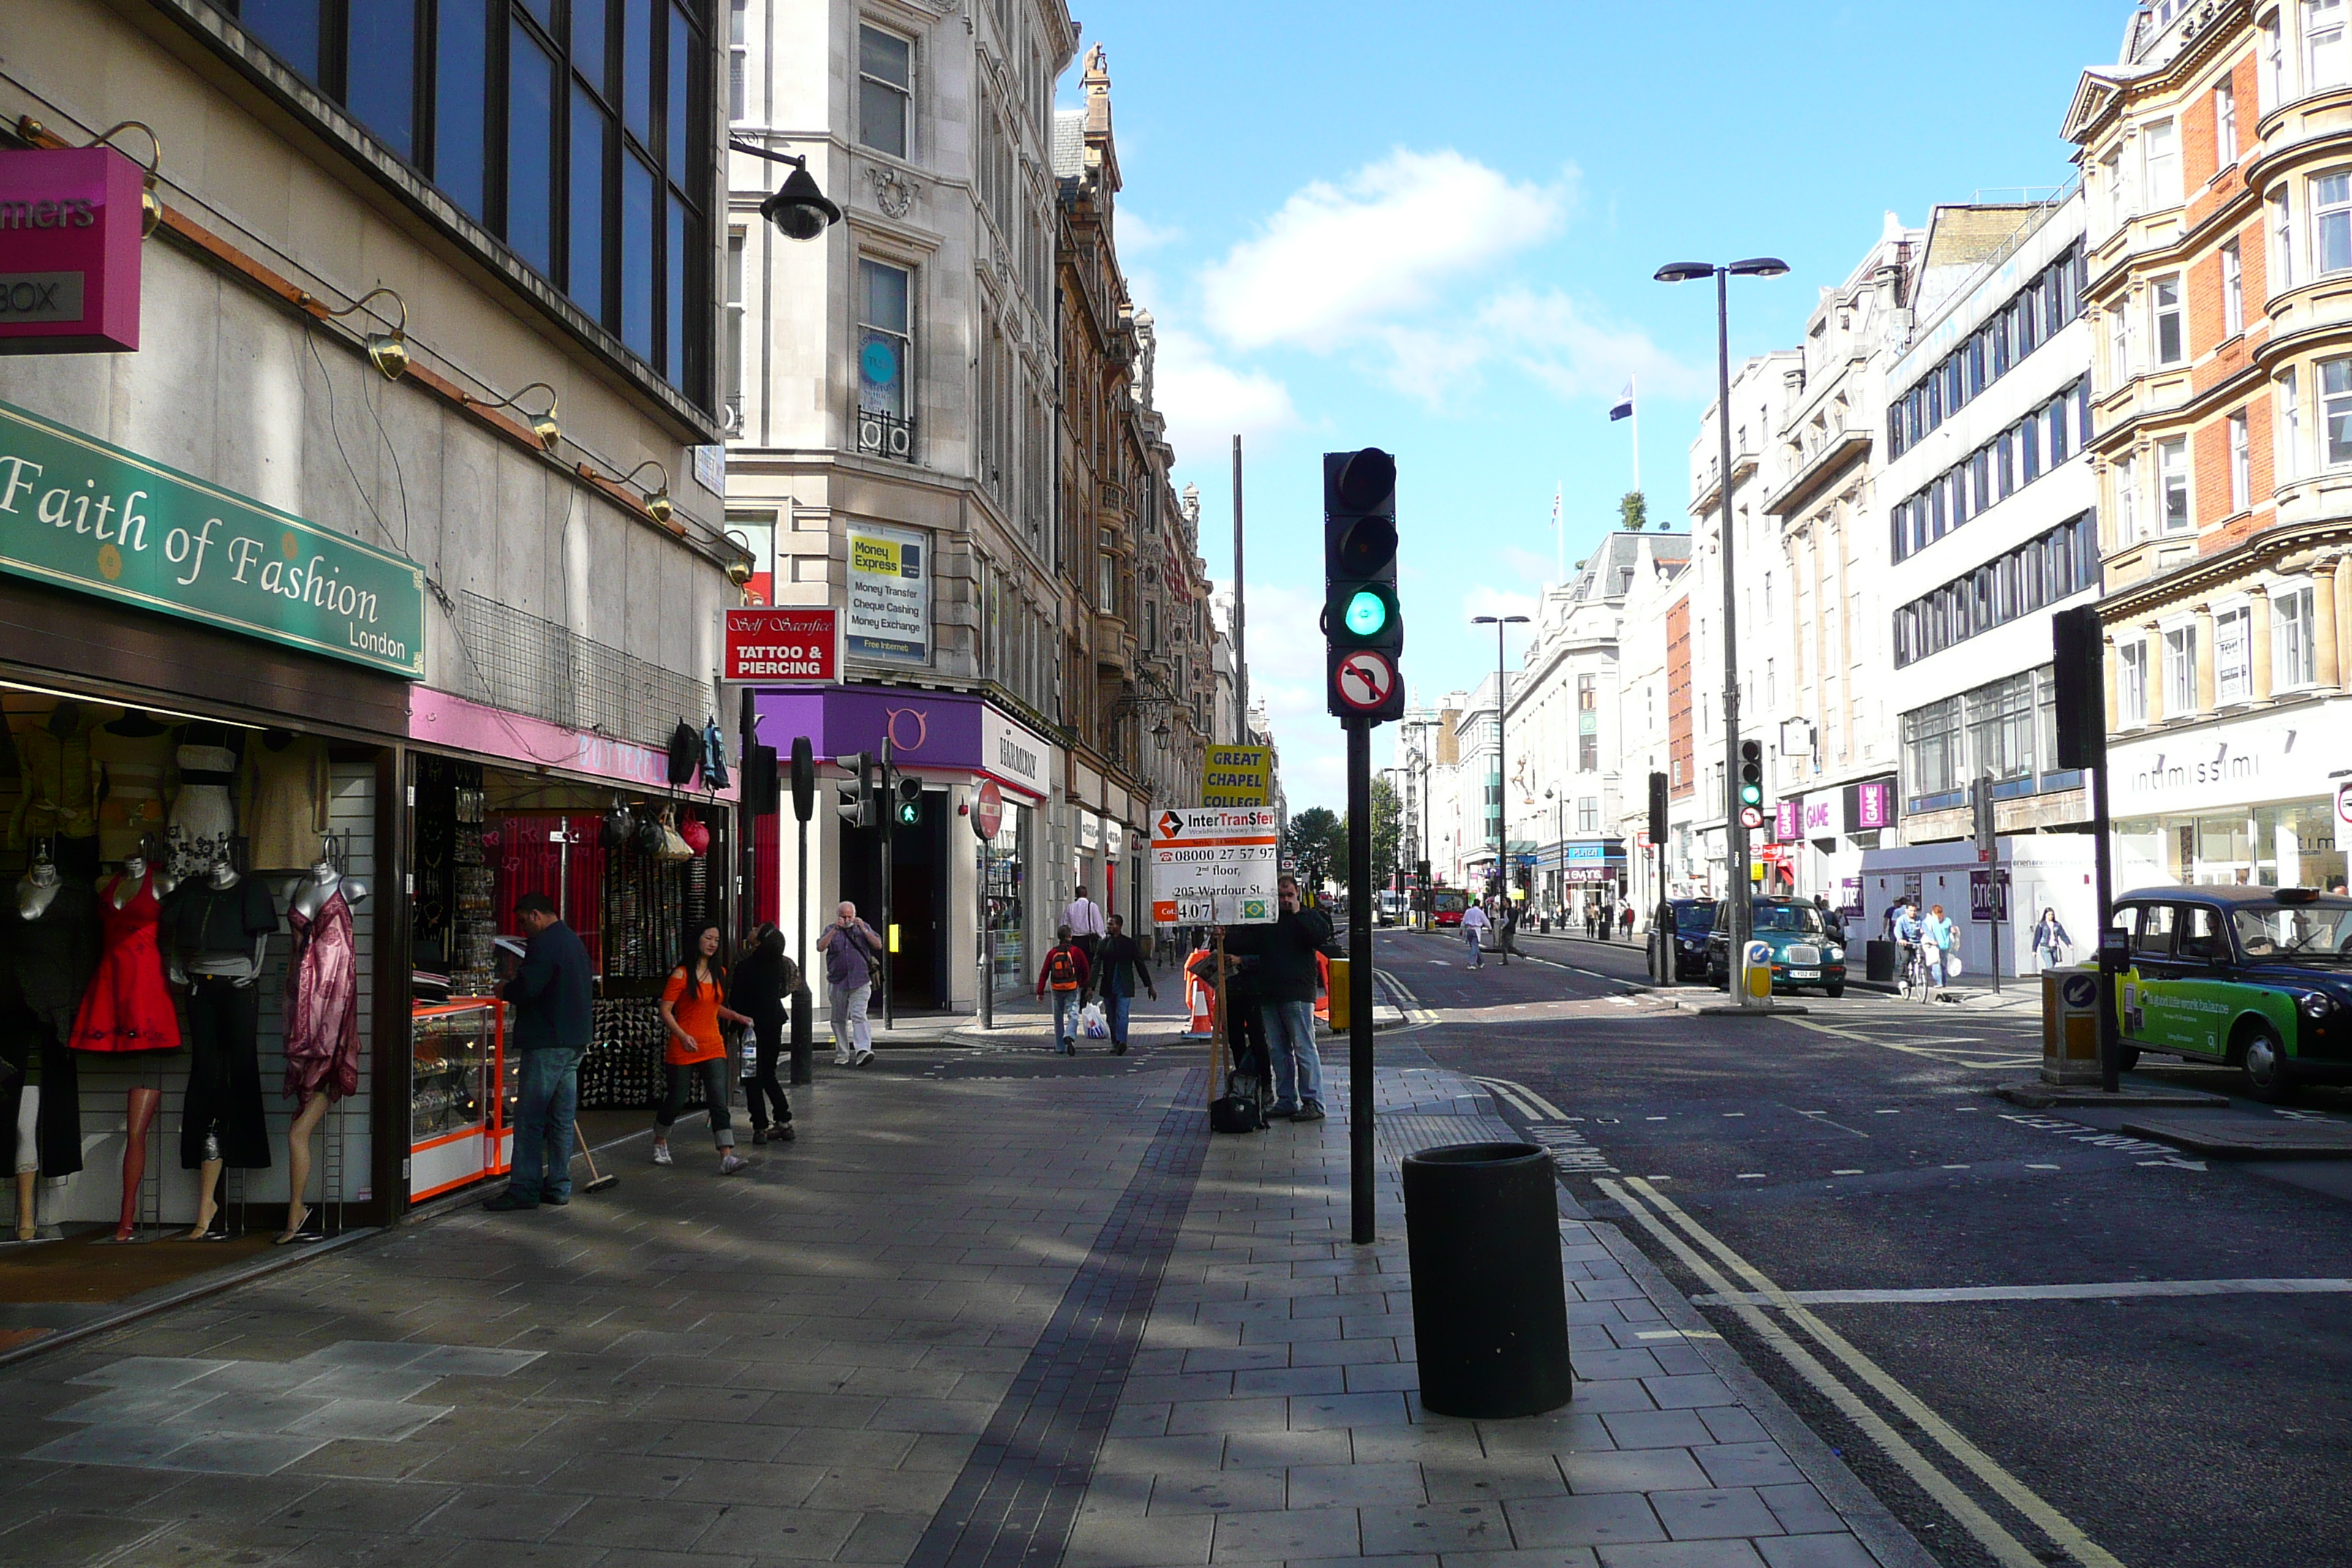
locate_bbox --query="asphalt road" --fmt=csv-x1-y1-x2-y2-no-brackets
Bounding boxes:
1379,924,2352,1568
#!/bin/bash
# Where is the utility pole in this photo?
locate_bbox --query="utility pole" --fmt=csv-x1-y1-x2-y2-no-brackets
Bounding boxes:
1232,434,1247,739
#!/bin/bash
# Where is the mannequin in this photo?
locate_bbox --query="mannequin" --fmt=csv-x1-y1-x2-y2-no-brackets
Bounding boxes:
280,842,366,1243
75,848,180,1241
10,846,95,1240
92,711,176,864
163,848,277,1240
9,702,99,877
167,720,241,879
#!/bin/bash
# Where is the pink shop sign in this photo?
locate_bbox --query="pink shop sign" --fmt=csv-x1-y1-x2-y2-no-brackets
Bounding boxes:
0,148,144,355
409,687,739,801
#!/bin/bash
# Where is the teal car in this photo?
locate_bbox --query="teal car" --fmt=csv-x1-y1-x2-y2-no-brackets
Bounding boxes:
1705,897,1847,997
2111,886,2352,1101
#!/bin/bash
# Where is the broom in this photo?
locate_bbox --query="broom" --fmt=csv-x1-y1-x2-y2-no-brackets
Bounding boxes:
573,1123,620,1194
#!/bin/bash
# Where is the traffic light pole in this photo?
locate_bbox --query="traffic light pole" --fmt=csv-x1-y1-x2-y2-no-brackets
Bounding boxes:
880,736,894,1031
1346,716,1375,1246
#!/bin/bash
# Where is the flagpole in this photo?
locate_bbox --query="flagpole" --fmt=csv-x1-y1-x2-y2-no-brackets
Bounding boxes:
1630,372,1642,497
1553,486,1564,584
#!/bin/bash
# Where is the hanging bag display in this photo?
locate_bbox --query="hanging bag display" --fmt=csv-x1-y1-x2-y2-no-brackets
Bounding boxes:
655,807,693,862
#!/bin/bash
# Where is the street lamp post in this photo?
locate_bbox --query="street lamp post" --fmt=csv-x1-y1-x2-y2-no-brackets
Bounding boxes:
1473,613,1530,964
1655,256,1787,1009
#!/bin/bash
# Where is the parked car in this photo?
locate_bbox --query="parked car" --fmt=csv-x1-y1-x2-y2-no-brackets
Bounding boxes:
1706,897,1847,996
1667,898,1718,979
2110,886,2352,1100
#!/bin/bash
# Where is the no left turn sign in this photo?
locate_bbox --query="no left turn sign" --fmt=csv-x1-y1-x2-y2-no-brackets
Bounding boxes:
2338,780,2352,829
1334,651,1397,712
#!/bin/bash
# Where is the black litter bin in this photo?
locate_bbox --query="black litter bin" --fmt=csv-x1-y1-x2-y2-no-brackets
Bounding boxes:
1401,1142,1573,1418
1866,939,1895,984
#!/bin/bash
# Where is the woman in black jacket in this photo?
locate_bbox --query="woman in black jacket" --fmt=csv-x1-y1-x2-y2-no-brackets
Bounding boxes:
733,924,799,1143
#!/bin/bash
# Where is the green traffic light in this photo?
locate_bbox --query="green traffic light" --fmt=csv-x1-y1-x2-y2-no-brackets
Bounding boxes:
897,802,919,824
1344,589,1389,637
1739,785,1763,807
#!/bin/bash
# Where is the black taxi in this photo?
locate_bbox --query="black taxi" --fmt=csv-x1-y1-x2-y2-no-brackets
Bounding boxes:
2108,886,2352,1100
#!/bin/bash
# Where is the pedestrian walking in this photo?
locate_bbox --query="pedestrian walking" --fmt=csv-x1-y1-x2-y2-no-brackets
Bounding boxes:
817,902,882,1066
733,923,797,1143
653,924,753,1174
1923,903,1959,990
1461,900,1490,968
1035,924,1091,1055
2032,907,2073,973
1619,899,1635,940
1063,885,1107,971
1226,875,1340,1121
1088,913,1156,1055
483,892,592,1211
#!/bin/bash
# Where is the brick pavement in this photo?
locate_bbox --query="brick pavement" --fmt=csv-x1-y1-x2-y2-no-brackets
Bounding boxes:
0,999,1925,1568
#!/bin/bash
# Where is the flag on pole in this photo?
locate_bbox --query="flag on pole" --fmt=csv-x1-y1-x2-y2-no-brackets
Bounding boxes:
1608,380,1635,422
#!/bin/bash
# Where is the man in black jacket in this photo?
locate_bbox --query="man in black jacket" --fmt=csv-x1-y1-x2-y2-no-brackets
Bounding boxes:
1226,875,1340,1121
486,893,594,1210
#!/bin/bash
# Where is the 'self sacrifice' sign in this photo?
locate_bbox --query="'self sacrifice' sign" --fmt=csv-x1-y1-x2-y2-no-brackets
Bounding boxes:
0,146,143,354
0,396,425,678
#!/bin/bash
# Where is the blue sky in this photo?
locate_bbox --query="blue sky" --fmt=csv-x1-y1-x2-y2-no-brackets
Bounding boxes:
1069,0,2129,813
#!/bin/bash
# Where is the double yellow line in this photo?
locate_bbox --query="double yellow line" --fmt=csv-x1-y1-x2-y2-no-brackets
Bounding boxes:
1601,1175,2125,1568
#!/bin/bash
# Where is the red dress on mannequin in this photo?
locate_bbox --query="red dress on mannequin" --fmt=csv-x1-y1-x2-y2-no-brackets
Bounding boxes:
72,872,182,1053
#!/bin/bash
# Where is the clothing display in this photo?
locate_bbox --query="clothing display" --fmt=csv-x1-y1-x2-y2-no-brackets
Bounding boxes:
7,709,97,848
12,877,101,1047
91,719,176,862
183,979,271,1169
283,886,361,1103
578,999,668,1109
71,872,182,1054
160,876,280,979
167,724,241,878
241,734,331,871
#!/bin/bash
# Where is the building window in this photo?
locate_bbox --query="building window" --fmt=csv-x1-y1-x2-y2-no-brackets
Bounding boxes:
2217,78,2239,165
2152,274,2185,365
2275,584,2318,687
2274,189,2296,290
2215,605,2253,703
859,25,912,159
2159,437,2191,531
2103,147,2127,233
2117,638,2149,726
2321,172,2352,276
2230,410,2251,513
2111,305,2132,383
724,228,745,431
2144,117,2182,208
2283,367,2304,478
728,0,747,120
2325,356,2352,464
2265,15,2286,108
858,257,912,419
2117,453,2138,544
2310,0,2349,90
2165,625,2198,713
2223,240,2244,336
1901,696,1963,807
1578,798,1599,833
1098,554,1117,615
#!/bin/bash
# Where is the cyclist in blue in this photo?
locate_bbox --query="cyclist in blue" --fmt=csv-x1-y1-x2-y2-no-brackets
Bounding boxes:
1893,900,1926,993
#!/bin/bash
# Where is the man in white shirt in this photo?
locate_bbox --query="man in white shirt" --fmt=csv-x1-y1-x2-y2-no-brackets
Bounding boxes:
1460,901,1490,970
1063,885,1107,970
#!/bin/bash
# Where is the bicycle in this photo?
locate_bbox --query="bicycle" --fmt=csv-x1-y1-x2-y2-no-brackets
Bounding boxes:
1899,942,1931,1002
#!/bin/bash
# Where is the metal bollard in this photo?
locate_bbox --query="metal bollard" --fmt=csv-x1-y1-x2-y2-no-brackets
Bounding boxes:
789,984,813,1085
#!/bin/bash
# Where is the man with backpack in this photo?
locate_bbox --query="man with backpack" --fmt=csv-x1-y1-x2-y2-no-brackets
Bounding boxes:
1034,924,1092,1055
816,902,882,1067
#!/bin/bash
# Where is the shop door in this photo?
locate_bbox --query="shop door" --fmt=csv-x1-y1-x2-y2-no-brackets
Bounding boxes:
888,791,951,1010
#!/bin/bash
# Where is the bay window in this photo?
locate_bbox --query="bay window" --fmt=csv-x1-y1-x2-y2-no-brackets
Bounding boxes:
2310,0,2349,91
2274,584,2318,687
2319,170,2352,275
2144,118,2182,209
2164,625,2198,714
2325,355,2352,464
2153,274,2185,365
2215,604,2253,703
2159,437,2191,532
2117,638,2149,727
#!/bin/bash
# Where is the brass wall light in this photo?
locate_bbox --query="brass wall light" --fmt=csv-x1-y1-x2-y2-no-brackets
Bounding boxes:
470,382,561,448
314,287,411,380
88,121,166,235
619,461,674,524
723,528,755,592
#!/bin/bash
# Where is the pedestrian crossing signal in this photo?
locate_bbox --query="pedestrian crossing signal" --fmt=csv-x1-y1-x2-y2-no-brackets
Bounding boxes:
895,776,922,826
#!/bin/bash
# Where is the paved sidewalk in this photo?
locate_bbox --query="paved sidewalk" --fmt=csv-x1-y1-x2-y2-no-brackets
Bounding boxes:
0,1018,1923,1567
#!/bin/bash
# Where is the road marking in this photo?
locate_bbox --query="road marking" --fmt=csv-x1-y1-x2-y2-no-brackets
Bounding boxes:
1471,1074,1569,1120
1610,1177,2126,1568
1735,1172,1767,1180
2027,1164,2060,1169
1600,1180,2068,1568
1831,1169,1865,1175
1942,1164,1970,1170
1998,1112,2207,1170
1723,1112,1745,1117
1692,1277,2352,1305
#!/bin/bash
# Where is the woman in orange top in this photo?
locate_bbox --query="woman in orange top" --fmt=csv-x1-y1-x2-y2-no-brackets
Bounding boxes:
655,925,755,1173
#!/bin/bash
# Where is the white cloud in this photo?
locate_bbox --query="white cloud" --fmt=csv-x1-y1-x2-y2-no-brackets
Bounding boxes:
1226,580,1347,813
1462,586,1542,627
1117,209,1183,253
1200,150,1570,353
1479,287,1708,404
1150,325,1299,472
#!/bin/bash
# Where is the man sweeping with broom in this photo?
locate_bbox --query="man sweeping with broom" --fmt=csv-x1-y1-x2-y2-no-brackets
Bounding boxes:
485,892,597,1211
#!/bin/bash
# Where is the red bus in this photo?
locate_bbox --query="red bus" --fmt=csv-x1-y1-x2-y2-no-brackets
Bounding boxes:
1431,889,1467,927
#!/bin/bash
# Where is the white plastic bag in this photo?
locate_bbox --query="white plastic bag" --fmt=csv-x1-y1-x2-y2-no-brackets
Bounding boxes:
1079,1001,1109,1039
1948,952,1964,978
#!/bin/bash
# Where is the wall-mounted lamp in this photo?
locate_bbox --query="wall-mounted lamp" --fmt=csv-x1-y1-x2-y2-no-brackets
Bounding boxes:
728,138,842,240
722,527,755,591
619,461,674,524
87,121,165,236
317,286,410,380
470,382,561,448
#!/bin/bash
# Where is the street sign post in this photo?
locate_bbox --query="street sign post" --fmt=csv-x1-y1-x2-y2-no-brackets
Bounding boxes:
1151,807,1281,926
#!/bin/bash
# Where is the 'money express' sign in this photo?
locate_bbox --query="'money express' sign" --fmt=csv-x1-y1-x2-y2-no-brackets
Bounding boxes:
0,397,426,677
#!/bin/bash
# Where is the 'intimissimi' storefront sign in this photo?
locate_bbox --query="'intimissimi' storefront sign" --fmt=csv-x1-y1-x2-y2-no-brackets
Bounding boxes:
0,396,425,678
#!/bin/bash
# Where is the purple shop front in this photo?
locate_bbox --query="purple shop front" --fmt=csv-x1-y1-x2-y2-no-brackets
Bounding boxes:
753,686,984,774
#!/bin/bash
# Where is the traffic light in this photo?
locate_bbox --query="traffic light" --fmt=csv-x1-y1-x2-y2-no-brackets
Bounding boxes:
834,751,875,826
894,775,922,826
2051,603,2106,769
1738,739,1764,809
788,736,815,823
1648,770,1669,844
744,743,780,817
1972,774,1997,860
1323,447,1403,722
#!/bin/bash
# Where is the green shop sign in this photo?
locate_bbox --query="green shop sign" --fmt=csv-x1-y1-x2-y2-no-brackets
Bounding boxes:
0,396,424,679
